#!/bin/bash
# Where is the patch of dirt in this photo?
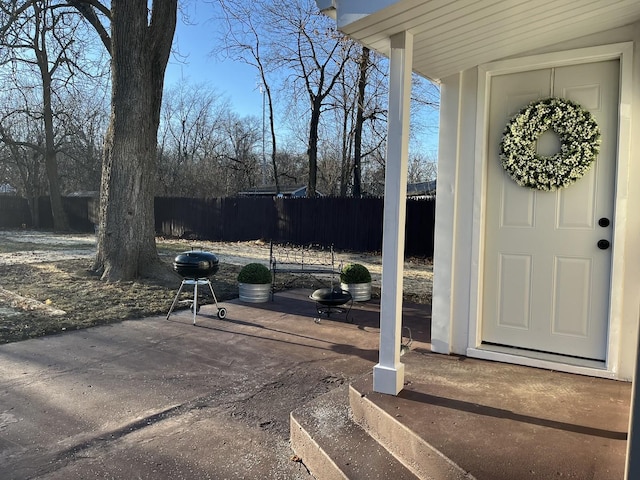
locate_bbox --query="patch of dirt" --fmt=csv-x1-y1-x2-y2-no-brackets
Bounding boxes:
0,230,432,344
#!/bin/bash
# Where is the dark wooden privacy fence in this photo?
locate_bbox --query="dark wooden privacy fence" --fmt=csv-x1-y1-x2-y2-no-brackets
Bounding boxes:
0,196,31,228
155,196,435,257
0,196,96,231
156,197,278,243
0,195,435,257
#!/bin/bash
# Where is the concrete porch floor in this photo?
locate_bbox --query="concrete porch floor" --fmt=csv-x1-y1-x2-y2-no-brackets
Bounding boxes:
289,290,632,480
348,353,631,479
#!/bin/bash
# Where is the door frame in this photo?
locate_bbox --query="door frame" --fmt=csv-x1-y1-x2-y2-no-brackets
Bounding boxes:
467,42,633,378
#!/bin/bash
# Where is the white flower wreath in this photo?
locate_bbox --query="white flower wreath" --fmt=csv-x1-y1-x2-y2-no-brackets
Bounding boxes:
499,97,601,191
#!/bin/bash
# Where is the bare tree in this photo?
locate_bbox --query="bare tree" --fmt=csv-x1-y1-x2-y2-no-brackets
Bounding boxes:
321,44,388,197
216,0,280,193
267,0,353,197
323,46,357,196
158,85,262,198
0,109,48,224
0,0,98,230
218,112,261,195
407,152,437,183
59,84,109,193
69,0,177,281
352,46,369,197
273,150,307,188
157,82,228,196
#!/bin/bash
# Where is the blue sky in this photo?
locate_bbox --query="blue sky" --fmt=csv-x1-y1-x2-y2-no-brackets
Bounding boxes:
163,4,440,157
165,8,265,120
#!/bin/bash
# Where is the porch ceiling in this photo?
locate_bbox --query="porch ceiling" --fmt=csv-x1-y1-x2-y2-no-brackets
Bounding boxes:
321,0,640,82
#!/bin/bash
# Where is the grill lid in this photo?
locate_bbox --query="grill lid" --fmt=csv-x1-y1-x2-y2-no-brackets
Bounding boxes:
173,250,219,278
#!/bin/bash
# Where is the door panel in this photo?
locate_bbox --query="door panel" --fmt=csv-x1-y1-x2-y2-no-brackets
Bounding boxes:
552,256,591,337
496,254,532,330
482,60,619,361
501,183,535,228
557,173,596,229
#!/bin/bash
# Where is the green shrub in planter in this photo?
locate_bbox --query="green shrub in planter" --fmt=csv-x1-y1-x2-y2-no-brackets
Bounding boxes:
237,263,272,284
340,263,372,302
340,263,371,284
238,263,271,303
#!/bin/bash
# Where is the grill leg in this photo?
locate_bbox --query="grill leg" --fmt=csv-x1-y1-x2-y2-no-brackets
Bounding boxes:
206,279,218,306
193,279,217,325
168,278,226,324
205,280,227,319
166,280,187,320
192,281,199,325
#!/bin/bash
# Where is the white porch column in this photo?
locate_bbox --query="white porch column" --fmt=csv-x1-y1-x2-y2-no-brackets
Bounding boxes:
373,30,413,396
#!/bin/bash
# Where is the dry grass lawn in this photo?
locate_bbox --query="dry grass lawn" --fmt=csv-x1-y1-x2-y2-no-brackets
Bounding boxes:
0,231,432,344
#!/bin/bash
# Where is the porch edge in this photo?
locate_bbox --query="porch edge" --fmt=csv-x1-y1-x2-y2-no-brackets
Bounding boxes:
349,382,476,480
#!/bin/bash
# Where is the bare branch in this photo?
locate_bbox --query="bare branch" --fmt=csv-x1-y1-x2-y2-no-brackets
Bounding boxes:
66,0,110,54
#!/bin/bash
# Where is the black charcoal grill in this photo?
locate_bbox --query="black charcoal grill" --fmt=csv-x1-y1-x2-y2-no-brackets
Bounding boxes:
173,250,219,278
166,250,227,324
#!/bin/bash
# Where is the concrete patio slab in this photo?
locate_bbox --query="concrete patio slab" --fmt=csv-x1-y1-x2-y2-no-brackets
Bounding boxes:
0,289,425,479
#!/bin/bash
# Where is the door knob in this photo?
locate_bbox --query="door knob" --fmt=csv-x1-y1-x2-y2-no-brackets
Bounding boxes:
598,217,611,227
597,239,610,250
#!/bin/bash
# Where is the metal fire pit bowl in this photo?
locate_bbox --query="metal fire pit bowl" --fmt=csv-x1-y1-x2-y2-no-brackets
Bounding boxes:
173,250,219,279
310,287,353,323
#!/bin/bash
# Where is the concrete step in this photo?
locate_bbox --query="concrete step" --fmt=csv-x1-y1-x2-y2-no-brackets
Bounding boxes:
290,383,420,480
349,376,474,480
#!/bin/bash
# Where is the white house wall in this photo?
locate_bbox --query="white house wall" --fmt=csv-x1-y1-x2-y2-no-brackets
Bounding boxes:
432,22,640,380
621,24,640,381
430,74,459,354
432,69,477,355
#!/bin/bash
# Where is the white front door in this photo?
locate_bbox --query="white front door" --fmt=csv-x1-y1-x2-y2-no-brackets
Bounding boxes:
482,60,619,361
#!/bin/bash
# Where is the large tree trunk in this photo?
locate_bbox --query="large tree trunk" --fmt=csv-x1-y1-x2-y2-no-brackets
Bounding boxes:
34,0,68,231
265,85,279,194
307,97,322,198
42,73,69,231
93,0,177,281
353,47,369,198
27,195,40,228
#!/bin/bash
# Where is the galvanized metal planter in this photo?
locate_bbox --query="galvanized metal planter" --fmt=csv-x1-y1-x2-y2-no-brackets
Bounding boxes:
238,283,271,303
340,282,371,302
